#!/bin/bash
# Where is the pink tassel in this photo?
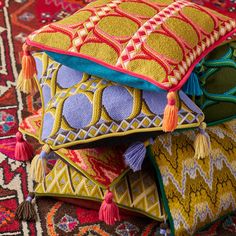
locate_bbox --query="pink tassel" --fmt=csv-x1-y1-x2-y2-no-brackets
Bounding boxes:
14,131,34,161
99,190,120,225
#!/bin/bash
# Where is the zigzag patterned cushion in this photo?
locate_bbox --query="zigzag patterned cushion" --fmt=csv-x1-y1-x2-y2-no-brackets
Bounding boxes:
149,119,236,235
26,0,236,92
35,158,165,221
32,52,204,149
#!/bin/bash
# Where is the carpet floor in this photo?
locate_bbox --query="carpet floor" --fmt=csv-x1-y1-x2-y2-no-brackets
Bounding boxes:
0,0,235,235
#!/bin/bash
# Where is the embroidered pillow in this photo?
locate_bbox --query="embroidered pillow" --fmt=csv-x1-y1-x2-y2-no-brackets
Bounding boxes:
35,158,165,221
33,52,204,149
195,42,236,125
26,0,236,93
149,119,236,235
18,102,164,223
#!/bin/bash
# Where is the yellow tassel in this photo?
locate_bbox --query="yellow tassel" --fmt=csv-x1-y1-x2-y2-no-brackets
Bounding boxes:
17,43,38,94
162,92,178,132
194,122,211,159
30,145,51,182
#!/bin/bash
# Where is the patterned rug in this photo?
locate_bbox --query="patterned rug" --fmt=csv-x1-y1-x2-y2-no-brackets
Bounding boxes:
0,0,235,235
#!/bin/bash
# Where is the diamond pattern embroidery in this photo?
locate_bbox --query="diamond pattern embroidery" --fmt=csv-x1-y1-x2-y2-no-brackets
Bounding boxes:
35,159,164,220
49,108,201,146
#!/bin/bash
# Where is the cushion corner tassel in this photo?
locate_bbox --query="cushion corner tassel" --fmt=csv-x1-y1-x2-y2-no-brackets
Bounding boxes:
194,122,212,159
15,192,37,222
16,43,38,95
124,138,153,172
14,131,34,161
30,144,51,183
162,91,178,132
99,190,120,225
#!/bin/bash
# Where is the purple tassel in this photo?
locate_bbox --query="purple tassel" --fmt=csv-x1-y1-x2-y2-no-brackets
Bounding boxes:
124,139,153,172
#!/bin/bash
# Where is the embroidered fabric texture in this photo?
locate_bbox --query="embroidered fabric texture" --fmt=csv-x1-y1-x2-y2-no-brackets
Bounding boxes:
150,119,236,235
27,0,236,92
32,52,204,149
35,158,164,221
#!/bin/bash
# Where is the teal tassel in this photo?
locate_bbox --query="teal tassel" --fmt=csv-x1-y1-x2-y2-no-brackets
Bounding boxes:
182,72,203,96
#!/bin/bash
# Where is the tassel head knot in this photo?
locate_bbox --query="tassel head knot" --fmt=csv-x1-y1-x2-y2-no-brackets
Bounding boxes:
25,193,34,202
23,51,30,56
22,43,30,52
167,92,176,105
104,191,114,204
16,132,24,142
199,122,207,131
29,147,51,183
22,44,31,56
26,196,33,202
144,138,154,147
42,144,51,154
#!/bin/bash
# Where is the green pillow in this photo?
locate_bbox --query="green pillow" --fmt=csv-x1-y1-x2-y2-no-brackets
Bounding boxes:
195,42,236,125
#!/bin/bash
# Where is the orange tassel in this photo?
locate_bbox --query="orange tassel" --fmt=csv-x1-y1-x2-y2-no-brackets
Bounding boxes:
17,43,38,94
162,92,178,132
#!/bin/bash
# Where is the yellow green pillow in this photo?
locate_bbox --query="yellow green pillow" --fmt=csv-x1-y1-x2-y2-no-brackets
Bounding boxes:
35,158,165,221
26,0,236,93
149,119,236,235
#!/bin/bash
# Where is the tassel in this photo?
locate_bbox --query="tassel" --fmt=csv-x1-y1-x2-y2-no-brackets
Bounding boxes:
160,222,169,235
99,190,120,225
14,131,34,161
162,92,178,132
30,145,51,182
182,72,203,96
194,122,211,159
124,138,153,172
17,43,38,94
15,192,37,221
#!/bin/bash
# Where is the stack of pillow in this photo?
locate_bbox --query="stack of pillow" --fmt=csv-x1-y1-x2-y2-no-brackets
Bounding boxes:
14,0,236,235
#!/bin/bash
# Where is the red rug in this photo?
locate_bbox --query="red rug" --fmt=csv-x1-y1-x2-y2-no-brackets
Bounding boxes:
0,0,235,235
